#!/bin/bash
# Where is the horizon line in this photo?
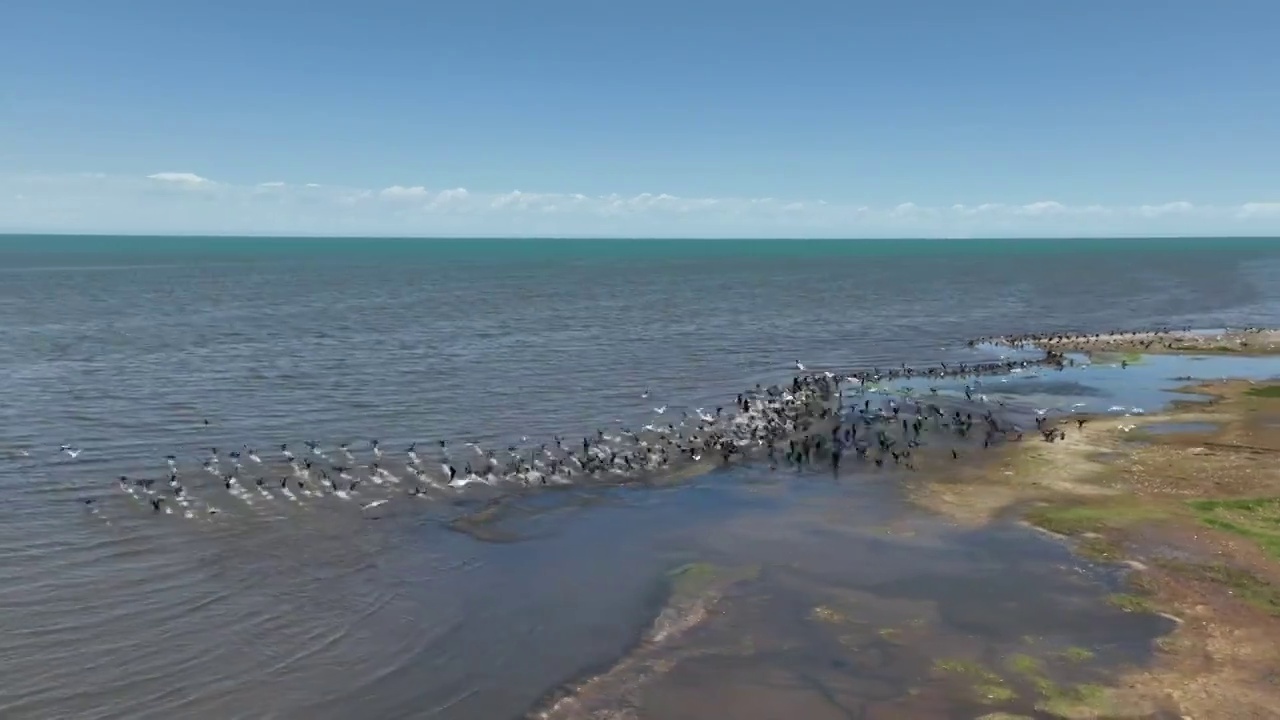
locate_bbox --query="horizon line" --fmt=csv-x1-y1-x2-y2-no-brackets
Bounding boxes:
3,231,1280,242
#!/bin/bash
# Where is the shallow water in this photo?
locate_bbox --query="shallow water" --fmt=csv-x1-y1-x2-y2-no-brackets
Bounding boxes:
4,237,1280,719
527,466,1177,720
1142,421,1221,435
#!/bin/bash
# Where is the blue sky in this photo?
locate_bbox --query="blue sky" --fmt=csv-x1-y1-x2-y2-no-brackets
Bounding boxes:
2,0,1278,237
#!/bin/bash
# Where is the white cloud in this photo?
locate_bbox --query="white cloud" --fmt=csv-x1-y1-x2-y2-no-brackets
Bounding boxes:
1138,201,1195,218
1018,200,1067,216
380,185,430,199
0,171,1278,238
1238,202,1280,219
147,172,210,185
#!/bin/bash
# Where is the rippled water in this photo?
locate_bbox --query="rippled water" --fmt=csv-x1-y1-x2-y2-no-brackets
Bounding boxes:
3,236,1280,719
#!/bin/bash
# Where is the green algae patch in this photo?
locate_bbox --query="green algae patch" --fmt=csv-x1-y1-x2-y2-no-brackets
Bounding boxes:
1188,497,1280,560
1244,384,1280,399
1003,653,1045,678
1035,682,1131,719
975,714,1034,720
974,682,1017,705
1106,593,1156,613
1057,646,1095,663
1024,501,1174,536
665,562,758,600
933,658,990,676
932,658,1015,705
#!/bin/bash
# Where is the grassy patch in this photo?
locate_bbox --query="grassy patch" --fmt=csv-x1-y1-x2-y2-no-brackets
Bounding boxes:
1244,384,1280,399
1024,501,1173,537
1077,536,1123,561
1187,497,1280,560
1106,593,1156,613
1161,560,1280,616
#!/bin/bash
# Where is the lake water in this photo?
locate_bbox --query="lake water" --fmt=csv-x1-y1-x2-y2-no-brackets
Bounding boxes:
2,235,1279,719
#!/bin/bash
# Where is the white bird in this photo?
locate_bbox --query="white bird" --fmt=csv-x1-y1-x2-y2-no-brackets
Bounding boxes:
362,499,388,511
60,445,81,459
795,360,806,371
641,389,650,399
653,405,667,414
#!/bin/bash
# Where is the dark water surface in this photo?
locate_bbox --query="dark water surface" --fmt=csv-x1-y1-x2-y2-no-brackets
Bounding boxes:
3,236,1280,719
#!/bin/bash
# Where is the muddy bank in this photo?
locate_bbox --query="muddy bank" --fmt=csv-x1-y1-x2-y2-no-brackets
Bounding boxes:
529,562,759,720
915,376,1280,718
994,328,1280,357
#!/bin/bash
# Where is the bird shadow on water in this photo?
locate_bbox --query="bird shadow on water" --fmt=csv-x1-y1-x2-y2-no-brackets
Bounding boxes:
521,464,1180,720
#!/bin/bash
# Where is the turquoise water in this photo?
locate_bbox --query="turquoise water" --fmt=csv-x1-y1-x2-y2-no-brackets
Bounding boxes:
2,235,1280,719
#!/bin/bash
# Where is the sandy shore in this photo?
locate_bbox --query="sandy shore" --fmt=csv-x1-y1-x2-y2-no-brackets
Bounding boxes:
995,328,1280,356
914,377,1280,719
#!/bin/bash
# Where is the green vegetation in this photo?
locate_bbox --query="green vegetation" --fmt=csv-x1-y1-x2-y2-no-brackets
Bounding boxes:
1188,497,1280,560
931,658,1016,705
1004,653,1045,678
1057,646,1095,663
932,658,1001,682
1161,560,1280,616
1024,501,1173,537
974,681,1018,704
665,562,758,598
1036,683,1112,717
1244,384,1280,398
1106,593,1156,613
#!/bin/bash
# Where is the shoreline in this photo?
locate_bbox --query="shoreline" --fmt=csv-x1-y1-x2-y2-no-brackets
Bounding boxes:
913,373,1280,718
979,327,1280,357
527,333,1280,720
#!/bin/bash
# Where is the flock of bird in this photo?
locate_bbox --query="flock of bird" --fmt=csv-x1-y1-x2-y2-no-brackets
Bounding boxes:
45,340,1120,524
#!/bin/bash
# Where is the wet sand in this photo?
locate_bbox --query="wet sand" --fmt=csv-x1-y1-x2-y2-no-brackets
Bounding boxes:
913,370,1280,718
